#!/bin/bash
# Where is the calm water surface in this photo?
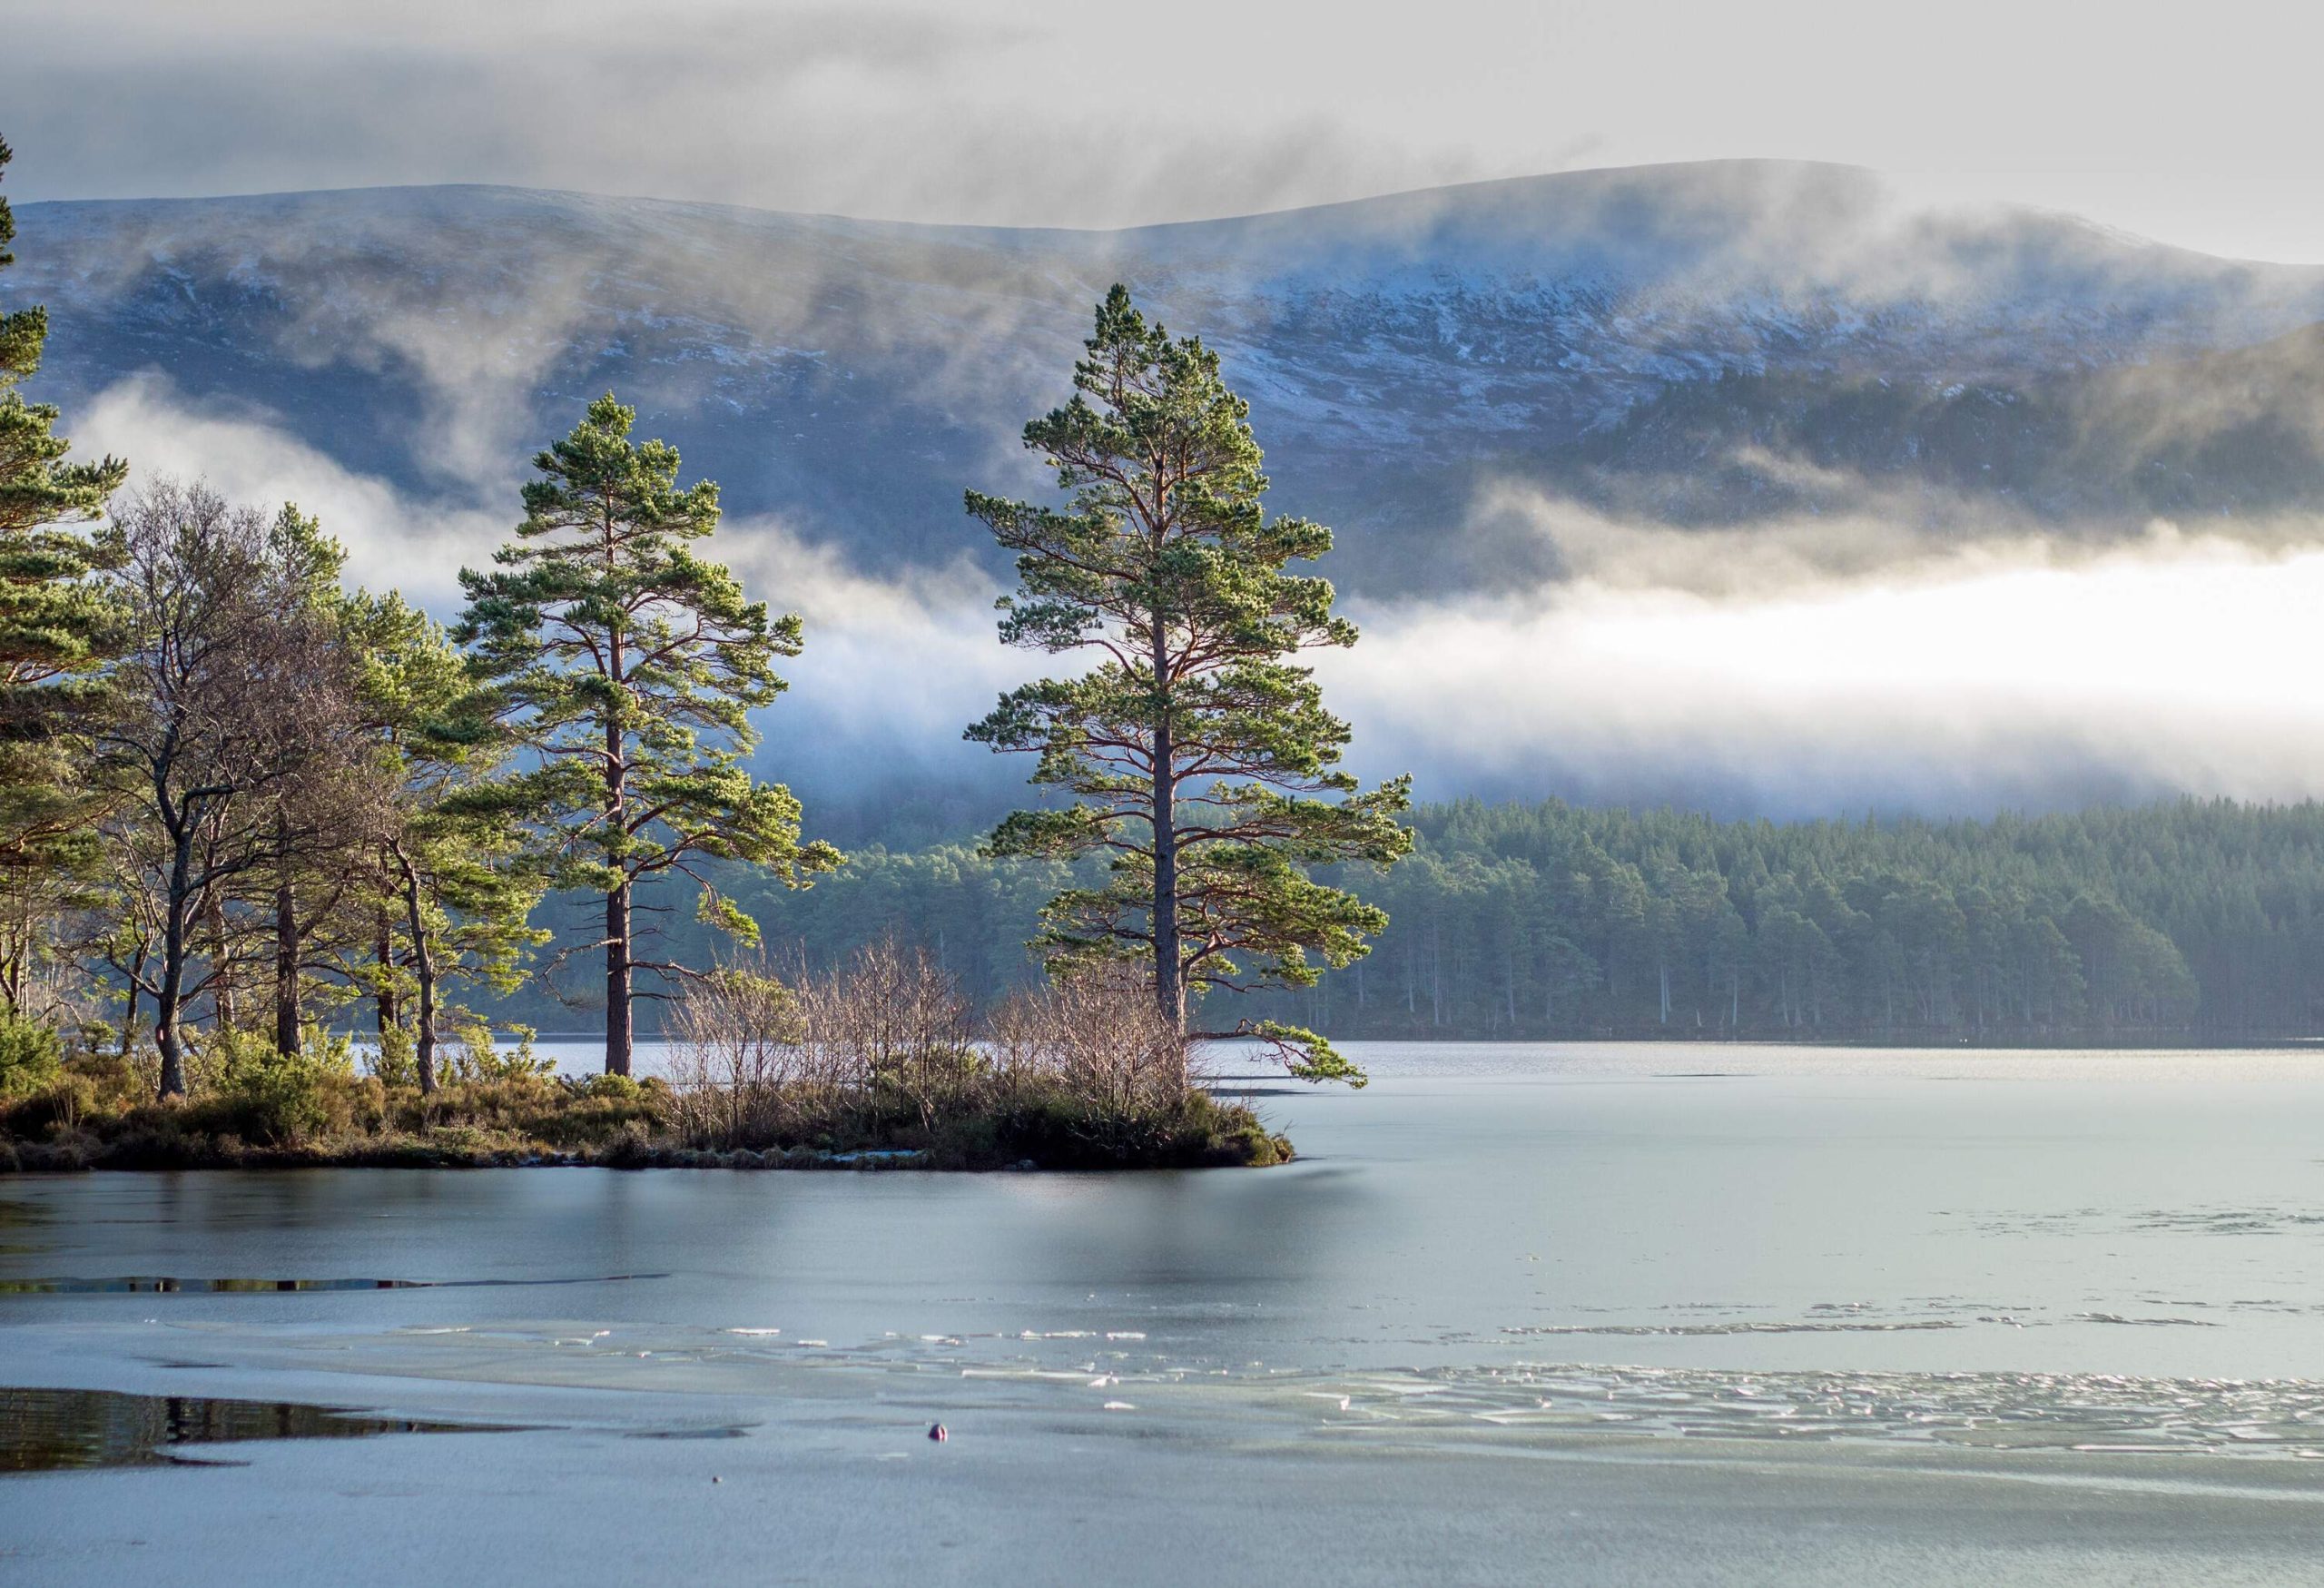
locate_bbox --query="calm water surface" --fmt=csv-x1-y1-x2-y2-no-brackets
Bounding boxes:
8,1042,2324,1584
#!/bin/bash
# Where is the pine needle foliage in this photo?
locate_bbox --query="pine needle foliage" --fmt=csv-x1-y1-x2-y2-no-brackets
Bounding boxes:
0,135,129,887
455,394,840,1075
965,286,1411,1083
346,588,547,1093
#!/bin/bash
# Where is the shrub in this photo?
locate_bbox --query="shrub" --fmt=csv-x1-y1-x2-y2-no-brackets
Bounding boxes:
667,958,807,1149
579,1072,643,1102
365,1024,419,1090
64,1050,149,1113
194,1027,359,1146
666,942,980,1150
4,1051,150,1149
438,1020,556,1084
793,941,978,1135
985,1085,1285,1169
987,967,1189,1119
590,1121,659,1168
393,1076,554,1133
0,1009,64,1100
2,1073,94,1139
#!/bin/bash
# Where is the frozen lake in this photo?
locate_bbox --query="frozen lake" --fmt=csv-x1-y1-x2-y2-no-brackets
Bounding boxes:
7,1043,2324,1583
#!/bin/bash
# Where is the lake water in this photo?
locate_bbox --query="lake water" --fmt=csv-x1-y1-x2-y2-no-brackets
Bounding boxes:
8,1043,2324,1583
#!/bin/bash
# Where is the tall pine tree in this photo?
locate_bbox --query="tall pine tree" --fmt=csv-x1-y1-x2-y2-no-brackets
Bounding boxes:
0,135,128,900
457,394,839,1075
966,286,1411,1083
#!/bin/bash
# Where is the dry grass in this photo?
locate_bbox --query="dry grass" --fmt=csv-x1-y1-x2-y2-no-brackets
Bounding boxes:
662,944,1284,1168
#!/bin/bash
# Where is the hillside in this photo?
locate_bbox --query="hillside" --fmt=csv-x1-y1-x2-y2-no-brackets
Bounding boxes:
20,160,2324,598
1573,322,2324,526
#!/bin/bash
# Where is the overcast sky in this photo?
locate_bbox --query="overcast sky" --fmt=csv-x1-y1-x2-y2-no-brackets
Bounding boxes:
10,0,2324,260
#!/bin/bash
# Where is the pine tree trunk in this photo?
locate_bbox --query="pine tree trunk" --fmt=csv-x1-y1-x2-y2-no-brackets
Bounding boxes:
272,838,300,1059
414,942,438,1094
1149,630,1183,1040
154,990,185,1100
606,881,633,1077
606,596,634,1077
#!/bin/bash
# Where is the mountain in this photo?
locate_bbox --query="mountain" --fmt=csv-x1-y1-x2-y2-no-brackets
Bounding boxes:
18,160,2324,598
1561,321,2324,530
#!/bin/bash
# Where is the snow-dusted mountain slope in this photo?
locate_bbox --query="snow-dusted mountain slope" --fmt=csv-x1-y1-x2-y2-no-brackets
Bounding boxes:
18,160,2324,595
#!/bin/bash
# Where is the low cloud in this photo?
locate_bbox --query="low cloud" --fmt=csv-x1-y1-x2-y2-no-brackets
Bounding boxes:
1455,475,2324,599
74,374,505,605
1332,523,2324,815
72,376,2324,824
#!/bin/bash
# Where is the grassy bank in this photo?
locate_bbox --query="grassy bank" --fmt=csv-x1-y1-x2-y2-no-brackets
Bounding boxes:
0,1056,1292,1175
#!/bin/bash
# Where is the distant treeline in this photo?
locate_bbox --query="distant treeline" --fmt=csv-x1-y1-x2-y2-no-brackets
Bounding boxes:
517,798,2324,1044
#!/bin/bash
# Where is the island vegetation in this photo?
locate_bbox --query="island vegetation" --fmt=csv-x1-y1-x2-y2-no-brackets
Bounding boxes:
0,137,1370,1170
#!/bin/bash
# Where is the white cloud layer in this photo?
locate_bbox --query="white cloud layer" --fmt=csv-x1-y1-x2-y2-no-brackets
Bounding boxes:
75,375,505,606
71,376,2324,819
1333,531,2324,813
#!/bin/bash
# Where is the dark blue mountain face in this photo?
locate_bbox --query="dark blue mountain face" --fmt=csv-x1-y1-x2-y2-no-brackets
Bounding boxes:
20,163,2324,599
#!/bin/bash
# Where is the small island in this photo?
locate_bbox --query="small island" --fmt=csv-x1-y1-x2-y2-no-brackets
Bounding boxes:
0,944,1292,1173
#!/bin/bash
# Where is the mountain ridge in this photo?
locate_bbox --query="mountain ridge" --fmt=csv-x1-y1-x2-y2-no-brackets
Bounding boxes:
16,160,2324,597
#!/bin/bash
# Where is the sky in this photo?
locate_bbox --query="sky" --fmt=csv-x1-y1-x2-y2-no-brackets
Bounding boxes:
12,0,2324,261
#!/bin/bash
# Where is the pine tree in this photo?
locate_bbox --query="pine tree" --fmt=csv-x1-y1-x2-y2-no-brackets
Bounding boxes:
0,135,127,905
456,394,840,1075
965,286,1411,1084
347,591,546,1094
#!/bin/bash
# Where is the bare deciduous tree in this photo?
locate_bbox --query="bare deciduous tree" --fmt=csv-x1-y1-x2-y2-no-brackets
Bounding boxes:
94,482,362,1099
666,953,806,1149
987,966,1191,1119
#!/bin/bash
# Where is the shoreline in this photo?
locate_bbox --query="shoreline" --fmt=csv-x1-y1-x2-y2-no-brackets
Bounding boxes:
0,1142,1293,1174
